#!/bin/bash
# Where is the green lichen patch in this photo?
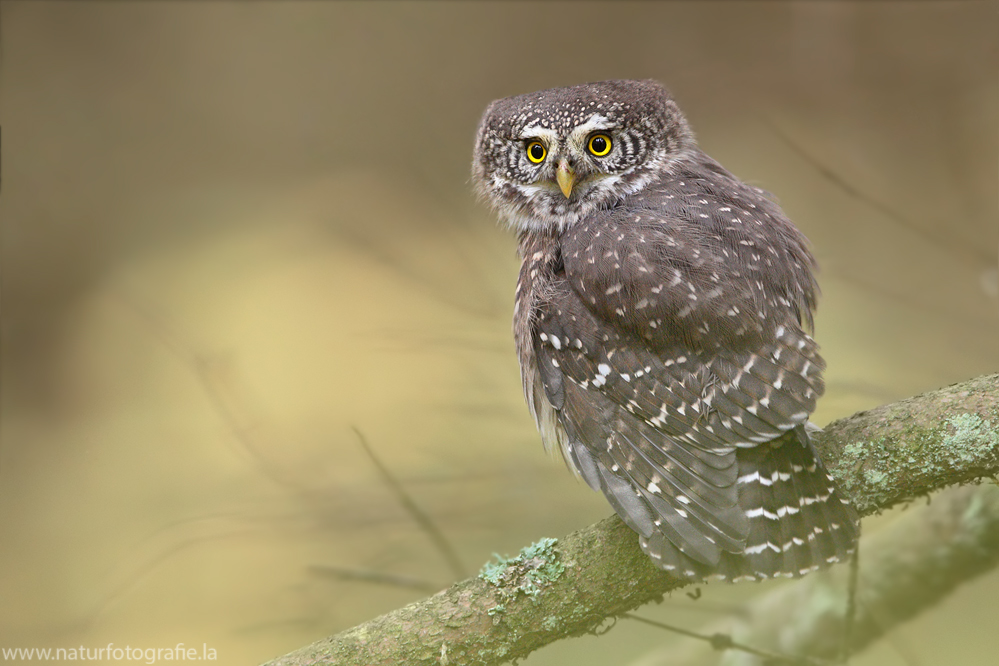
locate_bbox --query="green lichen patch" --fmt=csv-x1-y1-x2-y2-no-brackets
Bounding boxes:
479,537,566,610
828,437,896,511
540,614,562,632
942,414,999,464
827,412,999,513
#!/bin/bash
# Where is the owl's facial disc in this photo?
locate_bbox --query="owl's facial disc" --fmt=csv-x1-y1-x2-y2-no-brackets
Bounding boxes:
472,79,696,233
520,116,617,201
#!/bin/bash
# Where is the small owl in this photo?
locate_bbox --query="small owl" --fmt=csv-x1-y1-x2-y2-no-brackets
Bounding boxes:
472,80,858,582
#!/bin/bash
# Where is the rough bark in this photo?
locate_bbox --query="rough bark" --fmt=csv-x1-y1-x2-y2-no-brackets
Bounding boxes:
262,374,999,666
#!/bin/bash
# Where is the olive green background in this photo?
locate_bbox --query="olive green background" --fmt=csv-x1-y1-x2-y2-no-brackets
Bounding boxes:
1,2,996,665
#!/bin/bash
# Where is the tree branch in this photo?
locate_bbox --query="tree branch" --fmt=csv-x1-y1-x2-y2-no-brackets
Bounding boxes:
261,374,999,666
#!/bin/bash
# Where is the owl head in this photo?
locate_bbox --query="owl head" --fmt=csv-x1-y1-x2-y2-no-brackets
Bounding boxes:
472,79,694,233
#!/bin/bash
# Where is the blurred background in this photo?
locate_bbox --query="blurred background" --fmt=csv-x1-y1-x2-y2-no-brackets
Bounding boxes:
1,2,996,664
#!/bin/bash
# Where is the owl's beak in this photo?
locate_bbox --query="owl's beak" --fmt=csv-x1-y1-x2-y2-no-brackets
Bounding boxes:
556,160,576,198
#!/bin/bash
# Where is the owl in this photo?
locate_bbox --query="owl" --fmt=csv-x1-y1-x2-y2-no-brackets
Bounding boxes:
471,79,858,582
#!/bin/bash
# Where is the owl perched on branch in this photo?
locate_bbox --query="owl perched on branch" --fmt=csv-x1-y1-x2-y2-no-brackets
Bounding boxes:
472,79,858,582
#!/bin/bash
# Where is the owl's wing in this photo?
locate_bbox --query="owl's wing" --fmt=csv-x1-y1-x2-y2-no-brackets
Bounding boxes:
530,183,842,577
533,296,746,571
553,172,826,447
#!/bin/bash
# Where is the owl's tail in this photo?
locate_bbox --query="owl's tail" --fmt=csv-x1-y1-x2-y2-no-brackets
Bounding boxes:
638,427,858,582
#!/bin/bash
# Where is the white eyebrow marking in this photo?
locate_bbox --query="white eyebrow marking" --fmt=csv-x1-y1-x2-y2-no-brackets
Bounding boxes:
568,114,616,145
519,126,559,143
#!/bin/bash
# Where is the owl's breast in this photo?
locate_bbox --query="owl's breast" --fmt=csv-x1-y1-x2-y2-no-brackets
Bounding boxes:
514,231,572,459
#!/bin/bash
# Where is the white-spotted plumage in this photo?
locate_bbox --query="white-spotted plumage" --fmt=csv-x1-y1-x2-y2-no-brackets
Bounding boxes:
473,80,858,582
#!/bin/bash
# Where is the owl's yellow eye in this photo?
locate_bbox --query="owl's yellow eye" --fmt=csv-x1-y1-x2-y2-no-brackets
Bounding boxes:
526,141,547,164
588,133,612,157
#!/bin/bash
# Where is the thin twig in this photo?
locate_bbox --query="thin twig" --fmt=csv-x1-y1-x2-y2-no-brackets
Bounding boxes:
121,295,469,589
763,120,988,266
839,543,861,665
622,613,829,666
352,427,468,579
117,294,307,490
309,565,443,593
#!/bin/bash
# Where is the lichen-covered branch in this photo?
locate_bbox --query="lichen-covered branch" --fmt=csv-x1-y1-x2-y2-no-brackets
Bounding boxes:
816,373,999,514
261,374,999,666
631,481,999,666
